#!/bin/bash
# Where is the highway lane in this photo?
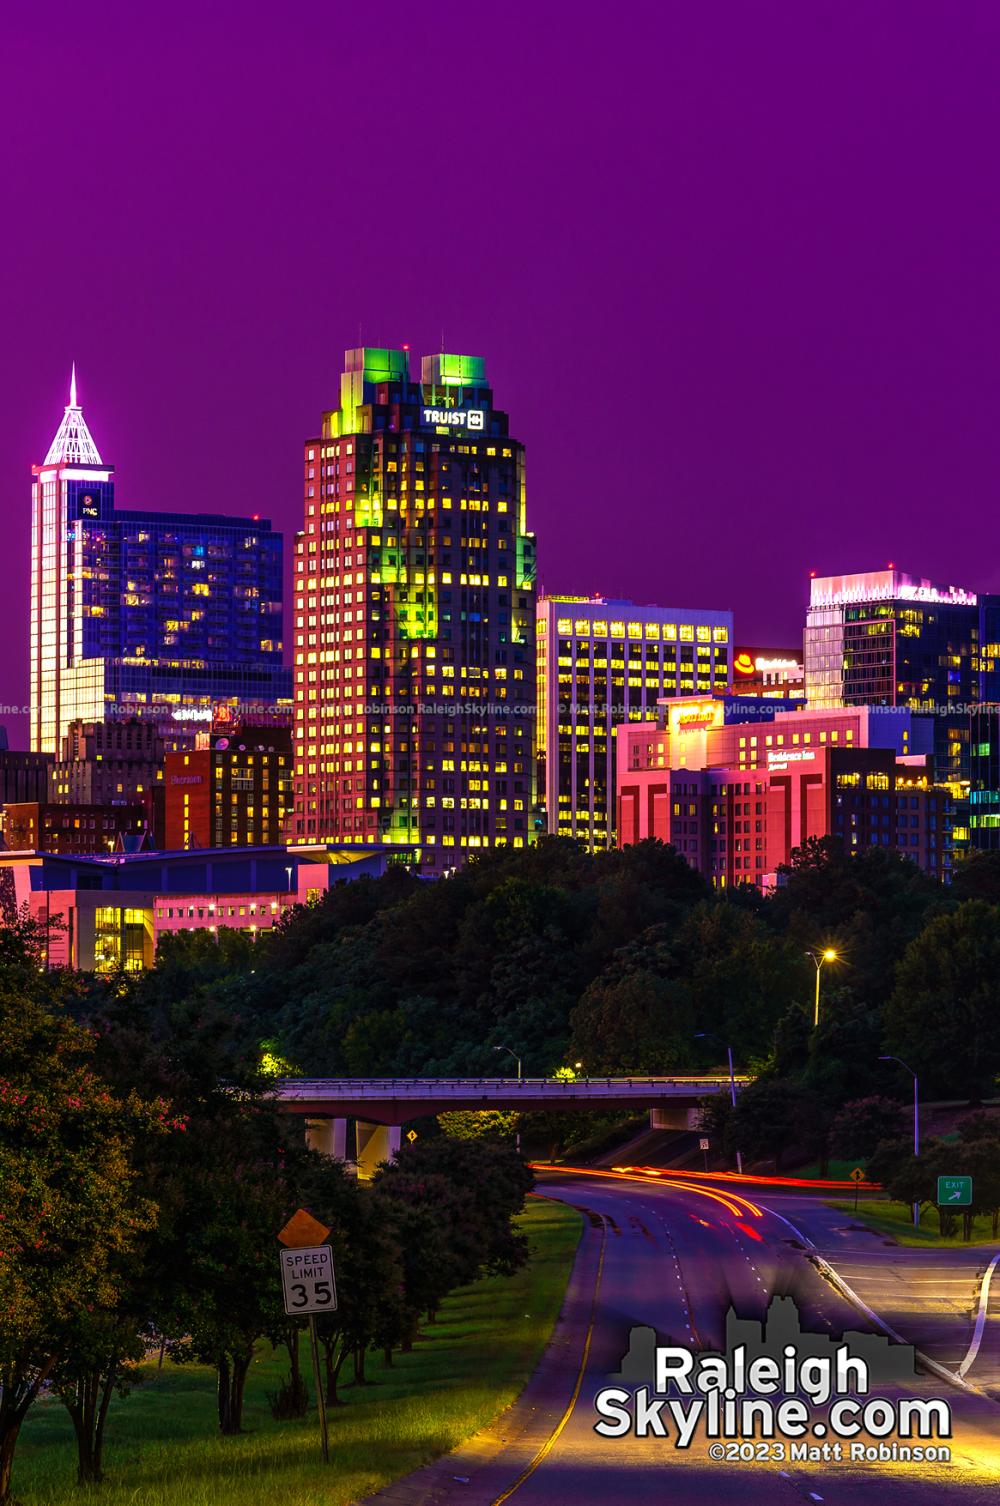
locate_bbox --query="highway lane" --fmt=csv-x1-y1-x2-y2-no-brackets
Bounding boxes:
367,1169,999,1506
499,1171,999,1505
752,1193,1000,1388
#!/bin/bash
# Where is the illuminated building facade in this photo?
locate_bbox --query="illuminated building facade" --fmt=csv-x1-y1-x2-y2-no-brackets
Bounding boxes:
291,348,537,871
164,726,293,849
733,646,804,699
616,700,955,885
0,844,392,969
536,596,732,848
30,372,290,754
969,706,1000,849
0,801,151,856
804,569,1000,790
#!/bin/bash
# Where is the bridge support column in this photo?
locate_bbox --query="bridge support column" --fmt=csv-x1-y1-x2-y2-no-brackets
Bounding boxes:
650,1105,702,1131
305,1117,348,1160
355,1121,401,1180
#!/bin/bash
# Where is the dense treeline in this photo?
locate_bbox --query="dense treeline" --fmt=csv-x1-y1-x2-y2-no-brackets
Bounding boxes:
0,915,531,1506
141,834,1000,1101
131,833,1000,1181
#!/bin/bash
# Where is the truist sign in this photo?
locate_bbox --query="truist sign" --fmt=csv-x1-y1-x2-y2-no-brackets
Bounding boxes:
422,407,485,431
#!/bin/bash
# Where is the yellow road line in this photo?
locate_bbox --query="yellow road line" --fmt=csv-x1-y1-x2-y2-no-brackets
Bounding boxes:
491,1215,608,1505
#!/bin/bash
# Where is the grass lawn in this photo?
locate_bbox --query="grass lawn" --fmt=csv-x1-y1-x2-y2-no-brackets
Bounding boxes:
827,1198,1000,1247
15,1197,582,1506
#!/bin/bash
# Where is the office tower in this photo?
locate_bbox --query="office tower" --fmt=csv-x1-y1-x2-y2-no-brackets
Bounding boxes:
804,568,1000,792
536,596,732,848
30,371,291,754
164,723,293,849
291,348,537,871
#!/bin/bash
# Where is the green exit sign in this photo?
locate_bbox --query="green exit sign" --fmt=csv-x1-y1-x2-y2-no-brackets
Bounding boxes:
937,1175,972,1206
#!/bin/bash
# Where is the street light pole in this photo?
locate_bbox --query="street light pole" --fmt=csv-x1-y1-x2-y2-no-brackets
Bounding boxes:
694,1032,743,1175
880,1054,920,1228
807,948,839,1029
725,1043,743,1176
493,1045,522,1154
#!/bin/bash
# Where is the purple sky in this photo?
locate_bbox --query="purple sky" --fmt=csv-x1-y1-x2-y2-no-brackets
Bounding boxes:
3,2,1000,746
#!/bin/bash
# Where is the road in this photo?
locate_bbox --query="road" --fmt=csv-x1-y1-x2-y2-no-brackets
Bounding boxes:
750,1193,1000,1386
368,1169,1000,1506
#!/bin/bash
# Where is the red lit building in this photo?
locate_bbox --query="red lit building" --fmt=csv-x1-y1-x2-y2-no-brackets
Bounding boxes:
164,726,293,849
616,700,956,886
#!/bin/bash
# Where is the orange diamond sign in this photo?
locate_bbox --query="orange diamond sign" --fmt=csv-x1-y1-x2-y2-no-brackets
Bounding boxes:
278,1208,332,1248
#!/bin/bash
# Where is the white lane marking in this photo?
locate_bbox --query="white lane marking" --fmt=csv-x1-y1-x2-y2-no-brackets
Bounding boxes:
958,1252,1000,1378
755,1200,986,1395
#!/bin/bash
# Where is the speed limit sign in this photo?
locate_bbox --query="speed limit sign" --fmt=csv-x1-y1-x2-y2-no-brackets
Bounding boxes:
279,1244,338,1315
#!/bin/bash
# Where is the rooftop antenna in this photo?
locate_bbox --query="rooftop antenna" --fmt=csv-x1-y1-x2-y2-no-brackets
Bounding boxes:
69,362,77,407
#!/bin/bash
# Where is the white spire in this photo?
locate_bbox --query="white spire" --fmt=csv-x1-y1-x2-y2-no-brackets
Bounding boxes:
43,366,103,467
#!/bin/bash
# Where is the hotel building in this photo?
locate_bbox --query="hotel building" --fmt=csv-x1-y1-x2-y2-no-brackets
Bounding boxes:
164,724,293,849
616,699,955,886
733,646,804,700
536,596,732,848
291,348,537,872
30,371,290,754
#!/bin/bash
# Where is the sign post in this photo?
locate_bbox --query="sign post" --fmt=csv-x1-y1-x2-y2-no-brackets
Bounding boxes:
937,1175,972,1207
699,1137,710,1171
278,1209,337,1465
850,1167,866,1212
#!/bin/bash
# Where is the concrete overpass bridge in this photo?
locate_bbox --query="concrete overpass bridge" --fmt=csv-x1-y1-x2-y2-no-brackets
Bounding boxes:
274,1075,747,1178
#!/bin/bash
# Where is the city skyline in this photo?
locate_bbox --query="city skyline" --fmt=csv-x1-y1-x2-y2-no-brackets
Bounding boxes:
8,364,996,734
5,3,1000,746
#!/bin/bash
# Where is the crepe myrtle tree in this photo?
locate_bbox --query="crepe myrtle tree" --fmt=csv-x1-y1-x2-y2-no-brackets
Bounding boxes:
0,989,169,1506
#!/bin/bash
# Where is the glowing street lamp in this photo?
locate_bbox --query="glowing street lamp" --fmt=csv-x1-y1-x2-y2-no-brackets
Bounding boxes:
807,948,839,1029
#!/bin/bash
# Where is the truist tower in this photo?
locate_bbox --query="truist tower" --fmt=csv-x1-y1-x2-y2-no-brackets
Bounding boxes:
291,348,538,872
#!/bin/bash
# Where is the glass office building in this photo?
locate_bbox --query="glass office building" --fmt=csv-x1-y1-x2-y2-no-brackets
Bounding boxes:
804,569,1000,794
30,373,290,753
536,595,733,848
291,347,537,871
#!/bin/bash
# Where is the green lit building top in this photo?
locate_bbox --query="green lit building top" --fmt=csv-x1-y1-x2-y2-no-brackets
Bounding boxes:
292,348,537,870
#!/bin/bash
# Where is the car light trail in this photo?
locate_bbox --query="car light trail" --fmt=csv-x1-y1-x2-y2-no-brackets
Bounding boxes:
531,1163,765,1219
612,1165,881,1191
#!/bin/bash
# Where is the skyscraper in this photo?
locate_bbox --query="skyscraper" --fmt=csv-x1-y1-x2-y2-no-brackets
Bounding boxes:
291,347,537,870
30,372,291,753
536,595,733,848
804,568,1000,792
